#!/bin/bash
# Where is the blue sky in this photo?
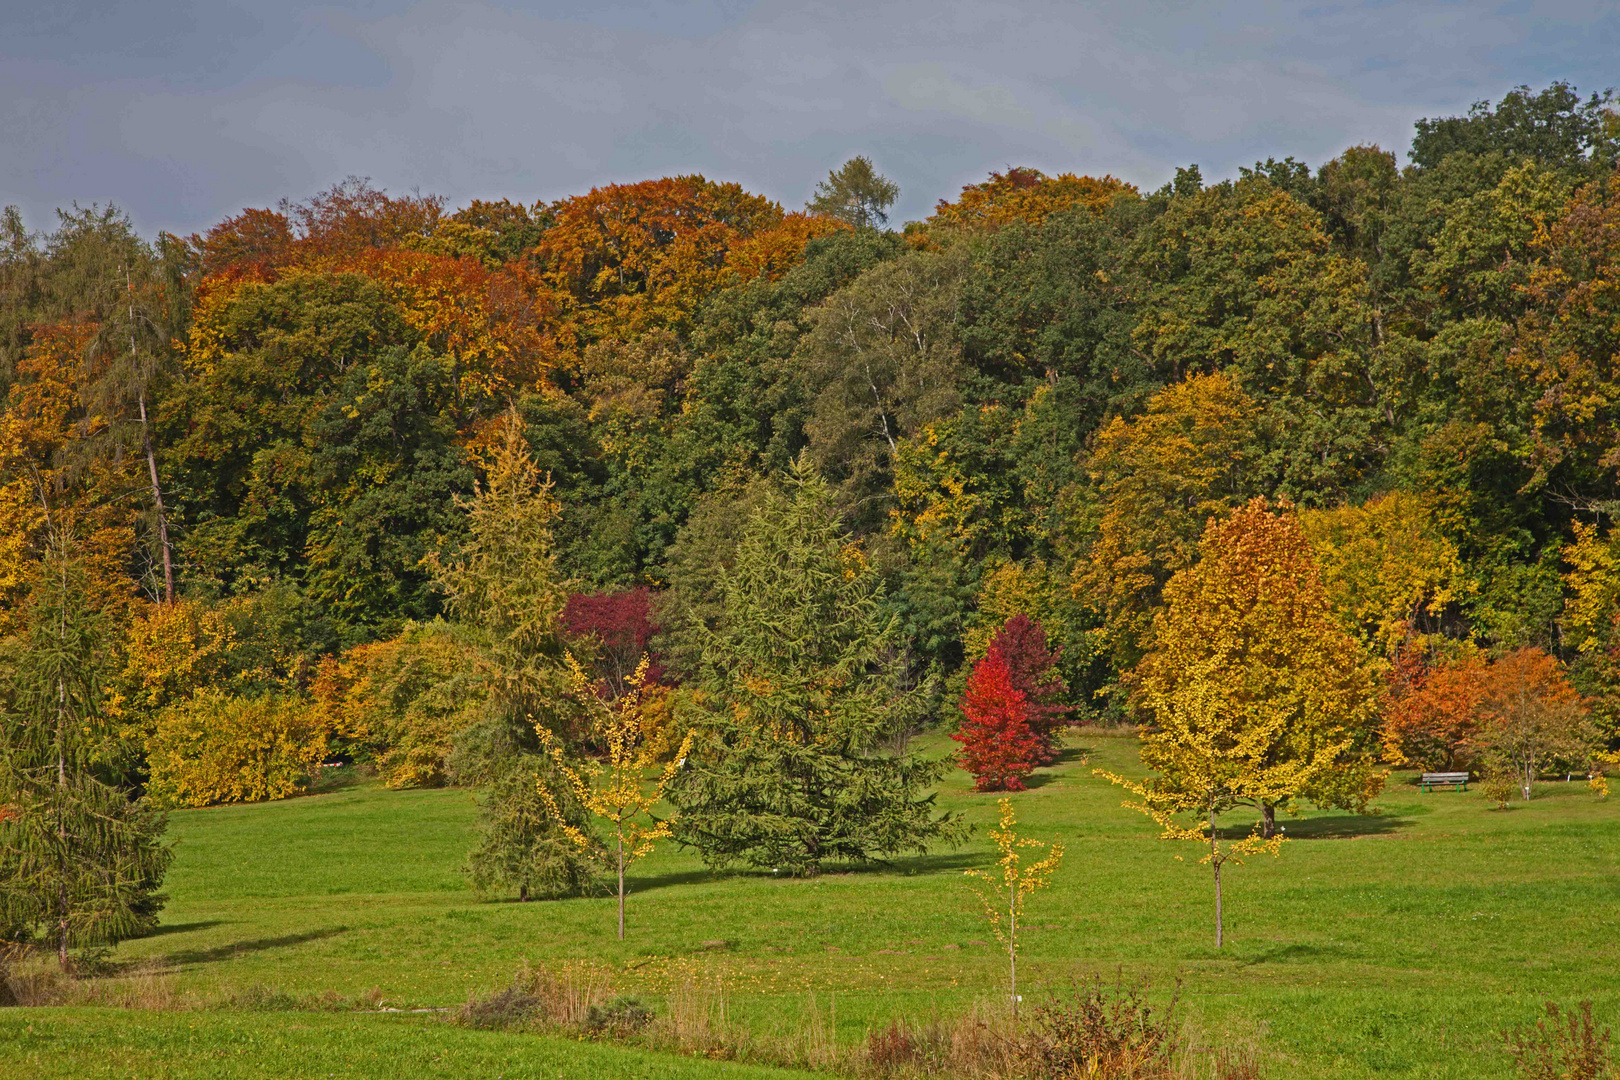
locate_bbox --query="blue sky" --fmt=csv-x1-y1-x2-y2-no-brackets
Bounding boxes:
2,1,1615,236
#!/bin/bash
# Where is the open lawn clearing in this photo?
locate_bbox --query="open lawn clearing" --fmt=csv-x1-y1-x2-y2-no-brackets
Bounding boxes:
26,729,1620,1078
0,1007,817,1079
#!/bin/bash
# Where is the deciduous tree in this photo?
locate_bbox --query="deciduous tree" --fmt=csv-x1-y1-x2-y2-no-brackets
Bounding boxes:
1474,647,1597,800
539,656,692,938
952,651,1041,792
1134,499,1383,839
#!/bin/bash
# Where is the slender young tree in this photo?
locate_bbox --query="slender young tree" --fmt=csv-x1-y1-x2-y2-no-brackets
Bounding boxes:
1100,665,1289,948
963,798,1063,1015
0,524,171,968
539,656,692,939
671,456,963,875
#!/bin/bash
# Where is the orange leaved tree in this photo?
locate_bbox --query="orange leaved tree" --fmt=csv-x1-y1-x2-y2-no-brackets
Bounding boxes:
1474,648,1596,801
1135,499,1383,838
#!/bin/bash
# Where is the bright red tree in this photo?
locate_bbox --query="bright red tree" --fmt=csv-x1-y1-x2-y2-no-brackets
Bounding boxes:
984,614,1070,764
953,651,1042,792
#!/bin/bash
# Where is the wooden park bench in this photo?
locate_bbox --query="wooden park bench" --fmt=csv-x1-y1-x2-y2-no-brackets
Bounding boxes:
1419,771,1469,792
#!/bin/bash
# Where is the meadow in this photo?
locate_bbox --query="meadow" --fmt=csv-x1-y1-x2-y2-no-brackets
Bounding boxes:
4,728,1616,1079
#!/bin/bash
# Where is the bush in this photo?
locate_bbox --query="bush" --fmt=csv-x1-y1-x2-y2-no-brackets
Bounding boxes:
586,995,654,1036
1504,1000,1612,1080
459,987,541,1030
146,690,327,807
1022,974,1182,1080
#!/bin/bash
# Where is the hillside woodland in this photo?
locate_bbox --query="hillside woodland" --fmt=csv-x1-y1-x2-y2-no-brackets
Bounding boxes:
2,83,1618,941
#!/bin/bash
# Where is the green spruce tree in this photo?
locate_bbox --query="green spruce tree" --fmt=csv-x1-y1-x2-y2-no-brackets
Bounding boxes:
0,527,172,969
671,456,961,875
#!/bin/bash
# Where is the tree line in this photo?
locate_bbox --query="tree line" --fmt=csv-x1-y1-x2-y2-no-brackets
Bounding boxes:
2,82,1619,960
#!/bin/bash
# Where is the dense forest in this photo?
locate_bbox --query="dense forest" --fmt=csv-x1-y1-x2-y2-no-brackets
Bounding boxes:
2,81,1619,914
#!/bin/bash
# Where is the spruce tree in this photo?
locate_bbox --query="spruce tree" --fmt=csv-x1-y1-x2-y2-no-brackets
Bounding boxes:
672,457,961,875
0,529,171,969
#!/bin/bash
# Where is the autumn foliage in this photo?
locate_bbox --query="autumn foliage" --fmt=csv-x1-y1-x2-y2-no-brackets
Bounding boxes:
1380,647,1489,771
983,614,1069,764
953,651,1043,792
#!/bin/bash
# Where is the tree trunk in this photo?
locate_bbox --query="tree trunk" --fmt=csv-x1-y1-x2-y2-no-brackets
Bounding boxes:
1260,802,1276,839
1008,877,1017,1015
1211,801,1223,949
617,832,626,941
138,392,174,605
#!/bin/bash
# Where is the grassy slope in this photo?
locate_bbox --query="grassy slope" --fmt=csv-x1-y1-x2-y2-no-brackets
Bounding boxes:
12,730,1620,1078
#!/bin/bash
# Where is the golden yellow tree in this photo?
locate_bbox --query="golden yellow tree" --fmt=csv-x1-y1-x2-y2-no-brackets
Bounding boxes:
539,656,692,939
964,798,1064,1014
1099,664,1289,948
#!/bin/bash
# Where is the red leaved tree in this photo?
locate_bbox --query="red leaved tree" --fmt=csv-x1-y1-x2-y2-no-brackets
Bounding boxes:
985,614,1070,764
953,651,1042,792
562,588,665,697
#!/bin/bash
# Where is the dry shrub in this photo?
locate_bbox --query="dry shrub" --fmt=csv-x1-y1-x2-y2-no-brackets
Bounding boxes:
861,1000,1023,1079
460,987,540,1030
587,996,654,1036
1505,1001,1613,1080
1,949,181,1010
456,959,616,1032
869,1020,917,1071
1021,974,1181,1079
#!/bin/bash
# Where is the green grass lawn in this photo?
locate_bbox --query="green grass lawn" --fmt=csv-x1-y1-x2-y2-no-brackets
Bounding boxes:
0,1008,819,1079
8,729,1619,1078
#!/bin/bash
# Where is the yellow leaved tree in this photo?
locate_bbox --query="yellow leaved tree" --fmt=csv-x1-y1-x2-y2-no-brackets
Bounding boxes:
539,656,692,939
1099,664,1289,948
964,798,1064,1014
1102,499,1381,946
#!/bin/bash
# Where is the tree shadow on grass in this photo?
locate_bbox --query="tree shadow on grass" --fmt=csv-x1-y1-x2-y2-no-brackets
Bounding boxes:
163,927,349,968
143,920,228,939
615,868,719,895
1280,813,1413,839
1238,941,1358,966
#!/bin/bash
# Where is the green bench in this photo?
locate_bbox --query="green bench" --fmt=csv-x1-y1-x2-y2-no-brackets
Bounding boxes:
1419,771,1469,792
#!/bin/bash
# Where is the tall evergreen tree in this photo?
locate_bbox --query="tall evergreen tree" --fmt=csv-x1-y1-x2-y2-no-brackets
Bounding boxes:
671,457,962,875
428,412,599,898
0,526,171,969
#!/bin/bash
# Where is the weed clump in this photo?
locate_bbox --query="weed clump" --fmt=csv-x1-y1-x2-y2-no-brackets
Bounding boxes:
1021,974,1181,1079
459,987,541,1030
1504,1000,1612,1080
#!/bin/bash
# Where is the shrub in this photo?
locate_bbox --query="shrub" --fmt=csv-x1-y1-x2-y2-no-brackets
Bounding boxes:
146,691,327,807
985,614,1070,763
1022,974,1182,1080
459,987,541,1030
587,995,654,1036
1504,1000,1612,1080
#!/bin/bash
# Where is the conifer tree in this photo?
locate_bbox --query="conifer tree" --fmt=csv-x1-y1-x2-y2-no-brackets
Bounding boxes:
430,412,598,899
0,527,171,969
671,457,962,875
